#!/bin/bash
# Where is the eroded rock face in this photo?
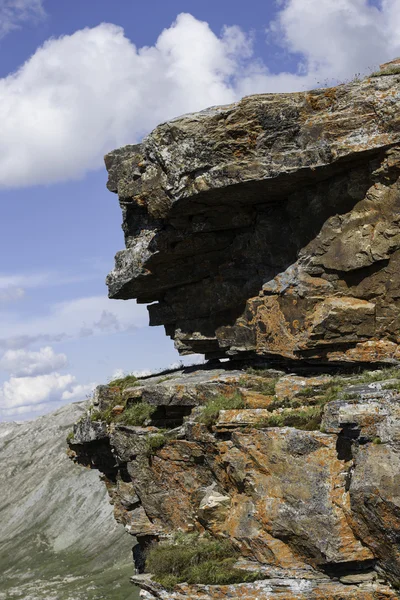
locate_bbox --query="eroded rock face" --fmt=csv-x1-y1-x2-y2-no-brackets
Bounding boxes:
70,365,400,598
106,72,400,363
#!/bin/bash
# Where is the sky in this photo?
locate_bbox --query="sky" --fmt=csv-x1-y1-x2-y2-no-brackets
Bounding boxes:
0,0,399,421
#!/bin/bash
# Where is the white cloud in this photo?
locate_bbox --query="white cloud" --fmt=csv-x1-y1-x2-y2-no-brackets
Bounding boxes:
0,372,74,412
0,0,45,39
61,382,96,402
0,15,248,188
0,346,67,377
270,0,400,82
0,333,66,350
0,371,96,418
1,7,399,188
0,286,24,303
0,295,148,348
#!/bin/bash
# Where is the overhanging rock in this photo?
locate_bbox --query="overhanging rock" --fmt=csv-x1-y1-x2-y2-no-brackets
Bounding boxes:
105,72,400,363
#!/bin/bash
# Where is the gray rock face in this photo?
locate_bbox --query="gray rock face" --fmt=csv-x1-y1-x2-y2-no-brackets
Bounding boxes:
70,365,400,599
106,70,400,364
0,402,138,600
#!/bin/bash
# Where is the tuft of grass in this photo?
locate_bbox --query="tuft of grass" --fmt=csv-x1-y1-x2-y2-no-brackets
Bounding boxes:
116,402,155,426
356,367,400,384
199,392,245,427
146,534,260,590
371,65,400,77
373,437,382,445
382,382,400,392
257,405,322,431
108,374,138,390
146,433,167,455
66,431,74,442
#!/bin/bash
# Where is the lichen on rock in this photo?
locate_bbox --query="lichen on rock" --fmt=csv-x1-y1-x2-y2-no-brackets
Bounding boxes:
69,67,400,599
69,364,400,598
106,71,400,364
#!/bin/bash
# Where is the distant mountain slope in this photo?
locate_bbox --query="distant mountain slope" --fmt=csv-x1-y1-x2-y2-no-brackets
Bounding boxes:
0,402,139,600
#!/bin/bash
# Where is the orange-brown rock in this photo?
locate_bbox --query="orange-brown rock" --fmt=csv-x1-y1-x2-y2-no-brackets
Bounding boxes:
106,72,400,365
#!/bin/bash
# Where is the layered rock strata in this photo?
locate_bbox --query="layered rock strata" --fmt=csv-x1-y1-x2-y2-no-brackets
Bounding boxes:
69,364,400,599
106,69,400,363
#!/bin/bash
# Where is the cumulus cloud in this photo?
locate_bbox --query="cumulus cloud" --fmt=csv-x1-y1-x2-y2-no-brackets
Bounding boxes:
0,295,148,348
0,372,74,413
0,0,45,39
1,6,399,188
61,383,96,402
270,0,400,82
0,15,249,188
0,346,67,377
0,371,96,418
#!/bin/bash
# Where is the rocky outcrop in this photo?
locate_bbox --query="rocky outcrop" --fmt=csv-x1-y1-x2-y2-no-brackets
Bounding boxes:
106,67,400,364
70,364,400,599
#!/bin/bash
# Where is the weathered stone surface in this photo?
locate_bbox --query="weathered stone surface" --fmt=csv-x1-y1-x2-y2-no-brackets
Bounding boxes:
106,73,400,364
70,365,400,598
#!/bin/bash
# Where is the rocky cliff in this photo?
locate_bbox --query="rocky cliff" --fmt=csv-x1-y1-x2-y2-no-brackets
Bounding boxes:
69,62,400,599
106,63,400,364
70,364,400,599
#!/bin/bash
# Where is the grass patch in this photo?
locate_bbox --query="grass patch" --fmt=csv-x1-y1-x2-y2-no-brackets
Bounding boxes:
66,431,74,442
257,405,322,431
146,534,259,590
371,65,400,77
356,367,400,383
199,392,245,427
115,402,155,426
146,433,167,455
108,374,138,389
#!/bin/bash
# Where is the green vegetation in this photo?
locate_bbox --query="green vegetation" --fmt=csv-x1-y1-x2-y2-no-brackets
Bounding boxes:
355,366,400,383
373,437,382,445
199,392,245,427
66,431,74,442
115,402,155,426
145,432,167,455
108,373,138,389
371,65,400,77
257,405,322,431
240,375,278,396
146,533,260,590
382,381,400,392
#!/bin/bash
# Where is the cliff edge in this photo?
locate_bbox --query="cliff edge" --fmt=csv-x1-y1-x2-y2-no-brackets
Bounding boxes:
69,63,400,599
106,64,400,364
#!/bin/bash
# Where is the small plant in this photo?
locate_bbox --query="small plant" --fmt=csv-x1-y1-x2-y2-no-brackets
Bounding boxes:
146,433,167,455
66,431,74,442
382,382,400,392
199,392,245,427
373,437,382,445
356,367,400,384
371,65,400,77
145,534,260,590
116,402,155,426
256,405,322,430
108,373,138,390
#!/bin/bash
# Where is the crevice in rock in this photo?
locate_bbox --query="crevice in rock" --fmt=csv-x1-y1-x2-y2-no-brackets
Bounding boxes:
69,438,120,482
336,426,360,461
150,405,194,429
321,558,377,578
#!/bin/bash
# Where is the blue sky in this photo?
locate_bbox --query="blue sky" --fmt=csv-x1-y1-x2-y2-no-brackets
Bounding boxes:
0,0,398,420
